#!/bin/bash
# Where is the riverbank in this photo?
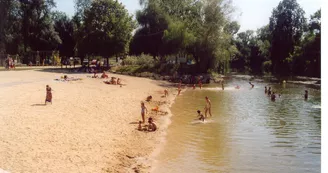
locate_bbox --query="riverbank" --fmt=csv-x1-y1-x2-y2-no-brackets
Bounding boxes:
0,69,179,173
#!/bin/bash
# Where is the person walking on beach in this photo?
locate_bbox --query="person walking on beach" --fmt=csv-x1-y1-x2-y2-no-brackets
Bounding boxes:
45,85,52,104
204,96,212,117
141,102,148,123
304,90,308,100
164,89,168,97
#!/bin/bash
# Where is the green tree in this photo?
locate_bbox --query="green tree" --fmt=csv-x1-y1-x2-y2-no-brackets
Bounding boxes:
269,0,306,76
52,11,75,58
81,0,135,67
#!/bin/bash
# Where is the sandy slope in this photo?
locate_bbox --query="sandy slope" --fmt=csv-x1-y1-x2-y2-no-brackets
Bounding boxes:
0,69,176,173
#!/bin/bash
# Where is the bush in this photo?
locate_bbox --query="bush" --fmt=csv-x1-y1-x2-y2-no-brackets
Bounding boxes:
124,54,154,66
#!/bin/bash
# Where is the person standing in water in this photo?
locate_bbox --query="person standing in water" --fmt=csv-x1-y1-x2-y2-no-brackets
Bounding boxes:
249,82,254,88
271,91,276,101
141,102,148,123
221,80,224,90
204,96,212,117
304,90,308,100
265,86,268,94
268,87,272,96
45,85,52,104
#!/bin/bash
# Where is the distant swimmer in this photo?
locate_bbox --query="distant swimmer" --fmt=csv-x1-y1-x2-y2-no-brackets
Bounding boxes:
265,86,268,94
249,82,254,88
304,90,308,100
271,92,276,101
197,110,205,122
204,96,212,117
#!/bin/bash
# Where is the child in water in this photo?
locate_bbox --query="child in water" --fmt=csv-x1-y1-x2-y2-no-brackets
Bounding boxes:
268,87,272,96
265,86,268,94
249,82,254,88
271,91,276,101
197,110,205,122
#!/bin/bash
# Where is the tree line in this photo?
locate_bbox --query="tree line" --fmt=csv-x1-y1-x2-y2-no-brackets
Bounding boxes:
0,0,320,77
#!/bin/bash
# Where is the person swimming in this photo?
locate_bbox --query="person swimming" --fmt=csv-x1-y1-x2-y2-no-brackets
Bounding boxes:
197,110,205,122
304,90,308,100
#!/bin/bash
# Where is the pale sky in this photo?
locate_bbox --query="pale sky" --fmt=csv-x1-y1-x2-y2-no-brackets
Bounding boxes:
54,0,321,32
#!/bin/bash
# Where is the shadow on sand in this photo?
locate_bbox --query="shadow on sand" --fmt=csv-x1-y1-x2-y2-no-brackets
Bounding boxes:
31,104,46,106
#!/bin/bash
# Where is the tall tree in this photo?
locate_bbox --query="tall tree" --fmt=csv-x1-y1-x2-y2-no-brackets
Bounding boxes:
81,0,135,67
269,0,306,75
52,11,75,58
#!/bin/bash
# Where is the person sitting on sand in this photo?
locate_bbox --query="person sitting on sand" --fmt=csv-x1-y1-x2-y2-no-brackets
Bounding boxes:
148,117,157,132
141,102,148,123
92,72,99,78
101,71,108,78
146,95,152,102
45,85,52,104
197,110,205,122
249,82,254,88
304,90,308,100
138,121,143,131
63,75,68,80
271,91,276,101
117,78,121,85
164,89,168,97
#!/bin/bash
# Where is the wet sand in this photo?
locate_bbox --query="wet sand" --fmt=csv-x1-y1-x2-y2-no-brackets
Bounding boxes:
0,69,176,173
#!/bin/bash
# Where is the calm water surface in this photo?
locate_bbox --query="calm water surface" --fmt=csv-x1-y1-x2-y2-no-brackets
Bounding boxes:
154,78,321,173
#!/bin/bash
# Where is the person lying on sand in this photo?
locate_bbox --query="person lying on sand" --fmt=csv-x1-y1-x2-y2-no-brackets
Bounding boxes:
101,72,108,78
146,95,152,102
148,117,157,132
197,110,205,122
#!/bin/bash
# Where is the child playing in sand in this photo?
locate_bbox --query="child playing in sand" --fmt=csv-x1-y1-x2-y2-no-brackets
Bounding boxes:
141,102,148,123
138,121,143,131
148,117,157,132
45,85,52,104
197,110,205,122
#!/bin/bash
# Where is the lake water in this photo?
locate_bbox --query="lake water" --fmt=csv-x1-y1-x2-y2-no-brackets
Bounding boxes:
153,78,321,173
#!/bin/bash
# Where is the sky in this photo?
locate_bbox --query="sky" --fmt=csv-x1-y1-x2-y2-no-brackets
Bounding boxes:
54,0,321,32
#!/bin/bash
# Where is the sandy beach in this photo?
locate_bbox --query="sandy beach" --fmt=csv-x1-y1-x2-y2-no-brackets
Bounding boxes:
0,69,177,173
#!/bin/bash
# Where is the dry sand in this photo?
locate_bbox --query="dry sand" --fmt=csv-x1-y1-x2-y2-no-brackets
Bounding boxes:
0,69,177,173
